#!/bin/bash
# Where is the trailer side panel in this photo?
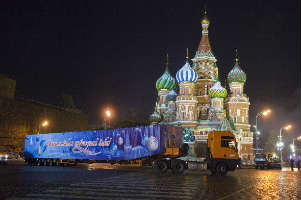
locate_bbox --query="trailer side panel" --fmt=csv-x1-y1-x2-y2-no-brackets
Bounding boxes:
24,124,180,161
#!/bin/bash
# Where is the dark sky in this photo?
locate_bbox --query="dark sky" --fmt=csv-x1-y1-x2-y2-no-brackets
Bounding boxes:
1,1,300,139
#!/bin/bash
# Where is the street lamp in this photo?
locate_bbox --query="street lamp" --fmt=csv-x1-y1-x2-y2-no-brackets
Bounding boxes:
37,120,49,134
255,109,271,152
104,109,111,129
279,124,292,167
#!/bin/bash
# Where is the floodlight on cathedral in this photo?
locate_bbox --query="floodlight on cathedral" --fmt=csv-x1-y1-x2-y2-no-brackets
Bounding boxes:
155,55,176,90
208,81,227,98
176,53,198,83
227,50,247,83
149,110,161,124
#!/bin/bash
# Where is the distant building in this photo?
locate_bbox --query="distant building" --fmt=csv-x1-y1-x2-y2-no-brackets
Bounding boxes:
0,75,88,153
150,11,253,164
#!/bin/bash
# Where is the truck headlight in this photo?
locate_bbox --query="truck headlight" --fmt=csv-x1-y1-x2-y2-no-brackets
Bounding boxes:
5,154,8,159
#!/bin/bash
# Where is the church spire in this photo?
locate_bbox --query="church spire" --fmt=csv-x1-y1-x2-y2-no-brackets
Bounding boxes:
234,48,239,63
186,48,189,60
165,53,169,71
198,7,212,55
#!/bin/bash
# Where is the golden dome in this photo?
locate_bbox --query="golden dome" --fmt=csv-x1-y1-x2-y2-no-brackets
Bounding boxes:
201,16,210,25
201,9,210,25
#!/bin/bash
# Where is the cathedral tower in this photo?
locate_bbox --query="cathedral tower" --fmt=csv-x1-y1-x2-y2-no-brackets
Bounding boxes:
191,10,218,120
176,50,198,127
226,50,253,162
155,55,176,116
208,81,227,121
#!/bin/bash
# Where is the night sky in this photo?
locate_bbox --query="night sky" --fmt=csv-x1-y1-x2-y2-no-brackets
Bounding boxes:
1,1,300,139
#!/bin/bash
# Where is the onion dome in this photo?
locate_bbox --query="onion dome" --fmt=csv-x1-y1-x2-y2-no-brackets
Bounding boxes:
167,90,177,101
227,49,247,83
208,81,227,98
149,111,161,123
176,49,198,83
156,54,176,90
201,9,210,25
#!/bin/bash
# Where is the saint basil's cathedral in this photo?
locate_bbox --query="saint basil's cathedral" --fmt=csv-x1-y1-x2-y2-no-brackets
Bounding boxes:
150,11,254,163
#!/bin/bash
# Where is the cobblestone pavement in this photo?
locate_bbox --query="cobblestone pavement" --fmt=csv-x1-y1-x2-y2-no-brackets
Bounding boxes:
1,164,300,200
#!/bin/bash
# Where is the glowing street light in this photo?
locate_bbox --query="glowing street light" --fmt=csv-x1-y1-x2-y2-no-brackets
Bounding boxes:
262,109,271,116
42,120,49,127
38,120,49,134
255,109,271,152
104,109,112,129
106,110,111,118
276,141,284,148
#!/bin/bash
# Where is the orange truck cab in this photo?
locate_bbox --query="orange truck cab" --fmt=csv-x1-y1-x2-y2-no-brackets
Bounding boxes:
206,131,240,175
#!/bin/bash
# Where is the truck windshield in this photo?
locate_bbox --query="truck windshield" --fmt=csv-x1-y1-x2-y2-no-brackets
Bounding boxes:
221,137,236,150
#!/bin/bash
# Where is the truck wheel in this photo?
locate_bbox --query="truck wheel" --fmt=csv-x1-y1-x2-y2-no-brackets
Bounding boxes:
43,159,47,166
255,165,258,169
73,161,78,166
157,159,168,174
172,160,185,175
260,166,264,170
210,169,217,175
217,162,228,176
49,160,53,166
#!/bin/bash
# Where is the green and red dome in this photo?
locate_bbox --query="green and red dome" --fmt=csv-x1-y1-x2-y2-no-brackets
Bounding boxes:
227,59,246,83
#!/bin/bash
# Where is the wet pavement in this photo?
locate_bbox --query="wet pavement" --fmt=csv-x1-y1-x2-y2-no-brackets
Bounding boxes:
0,163,300,200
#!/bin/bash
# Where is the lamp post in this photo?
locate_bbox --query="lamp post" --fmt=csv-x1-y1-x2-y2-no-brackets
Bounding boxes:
104,109,111,129
278,124,292,167
255,109,271,152
37,120,49,134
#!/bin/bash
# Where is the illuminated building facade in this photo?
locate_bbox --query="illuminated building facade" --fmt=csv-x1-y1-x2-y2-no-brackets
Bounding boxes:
150,11,253,164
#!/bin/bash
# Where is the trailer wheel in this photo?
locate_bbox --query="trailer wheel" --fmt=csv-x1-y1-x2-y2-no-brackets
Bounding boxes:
36,159,41,166
172,159,185,175
217,162,228,176
55,159,60,166
157,159,168,174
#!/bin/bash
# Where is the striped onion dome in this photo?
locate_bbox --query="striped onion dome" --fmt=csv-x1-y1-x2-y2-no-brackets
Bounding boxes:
208,81,227,98
176,60,198,83
167,90,177,101
227,56,247,83
156,65,176,91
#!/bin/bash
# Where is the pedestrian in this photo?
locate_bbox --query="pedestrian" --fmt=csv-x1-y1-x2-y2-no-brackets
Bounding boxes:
297,159,300,170
290,158,294,171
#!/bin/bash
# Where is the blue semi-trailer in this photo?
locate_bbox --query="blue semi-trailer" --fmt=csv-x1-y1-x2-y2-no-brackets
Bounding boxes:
24,124,190,174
